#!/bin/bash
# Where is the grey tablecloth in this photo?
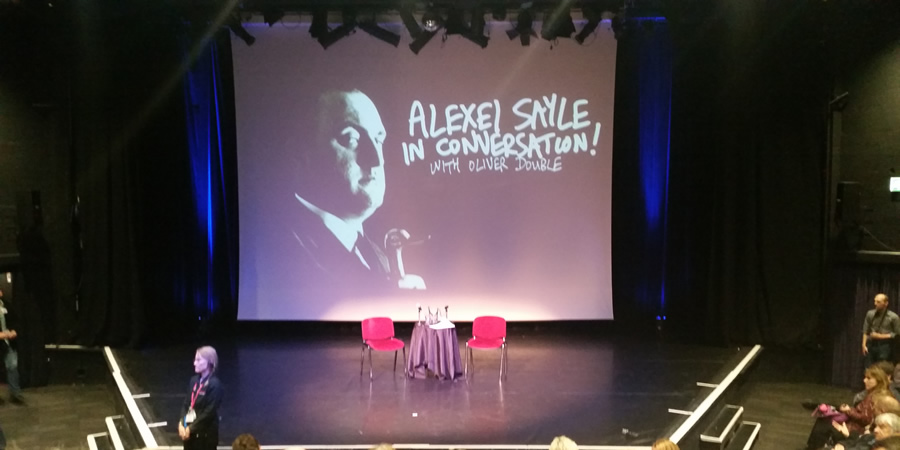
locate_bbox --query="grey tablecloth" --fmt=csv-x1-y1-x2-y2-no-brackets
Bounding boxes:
406,322,463,380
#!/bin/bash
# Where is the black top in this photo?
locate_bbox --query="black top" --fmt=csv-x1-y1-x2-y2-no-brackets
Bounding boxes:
180,374,223,435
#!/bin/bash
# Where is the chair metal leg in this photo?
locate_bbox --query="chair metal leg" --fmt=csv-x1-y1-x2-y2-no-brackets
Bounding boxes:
504,344,509,379
464,344,470,377
360,344,366,376
393,350,398,372
402,347,408,378
368,348,374,380
500,343,507,381
498,347,503,382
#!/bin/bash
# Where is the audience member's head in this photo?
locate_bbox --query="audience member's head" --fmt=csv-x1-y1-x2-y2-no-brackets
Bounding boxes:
651,438,680,450
549,435,578,450
874,435,900,450
371,444,395,450
874,414,900,441
866,366,891,393
876,361,897,381
876,396,900,416
232,433,260,450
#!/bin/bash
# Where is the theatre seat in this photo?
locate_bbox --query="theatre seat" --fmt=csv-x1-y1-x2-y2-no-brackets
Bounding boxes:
465,316,508,381
361,317,406,380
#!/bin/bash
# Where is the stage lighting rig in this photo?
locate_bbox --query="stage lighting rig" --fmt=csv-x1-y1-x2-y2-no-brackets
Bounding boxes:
309,8,328,39
226,11,255,46
262,7,284,27
421,5,442,32
506,5,537,46
318,10,357,49
541,0,576,41
468,5,489,48
359,12,401,47
489,0,507,20
399,3,422,39
409,29,438,54
444,7,467,35
407,3,442,54
444,6,489,49
574,3,602,44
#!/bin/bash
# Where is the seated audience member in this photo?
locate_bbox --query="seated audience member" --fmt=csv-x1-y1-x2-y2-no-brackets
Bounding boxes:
876,362,900,401
549,436,578,450
874,415,900,441
854,362,900,404
834,393,894,442
835,413,900,450
873,435,900,450
808,366,890,450
652,438,680,450
808,363,899,411
891,363,900,399
232,434,260,450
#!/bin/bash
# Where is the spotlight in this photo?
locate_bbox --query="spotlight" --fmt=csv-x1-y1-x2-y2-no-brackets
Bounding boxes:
421,7,442,32
444,6,488,49
318,22,356,49
506,7,536,46
575,4,602,44
409,30,437,54
263,7,284,27
444,7,467,35
318,10,357,49
541,0,576,41
309,8,329,39
399,4,422,38
359,18,401,47
468,6,489,48
491,1,507,20
226,11,255,46
407,3,443,54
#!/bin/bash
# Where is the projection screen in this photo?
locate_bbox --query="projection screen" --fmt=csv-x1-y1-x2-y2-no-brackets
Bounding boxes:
233,17,617,321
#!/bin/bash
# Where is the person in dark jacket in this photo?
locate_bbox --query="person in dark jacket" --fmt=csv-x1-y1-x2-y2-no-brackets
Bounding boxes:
0,289,23,404
178,346,223,450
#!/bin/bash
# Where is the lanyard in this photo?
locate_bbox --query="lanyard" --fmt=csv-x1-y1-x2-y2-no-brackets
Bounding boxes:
190,377,208,410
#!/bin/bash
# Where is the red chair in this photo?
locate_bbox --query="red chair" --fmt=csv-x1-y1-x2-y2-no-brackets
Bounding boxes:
361,317,406,380
465,316,507,380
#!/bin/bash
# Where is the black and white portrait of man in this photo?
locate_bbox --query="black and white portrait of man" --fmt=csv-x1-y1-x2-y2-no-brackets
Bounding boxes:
289,89,425,291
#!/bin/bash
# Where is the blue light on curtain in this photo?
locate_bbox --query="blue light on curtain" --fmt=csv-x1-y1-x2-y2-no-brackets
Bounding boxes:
182,37,222,320
636,18,673,312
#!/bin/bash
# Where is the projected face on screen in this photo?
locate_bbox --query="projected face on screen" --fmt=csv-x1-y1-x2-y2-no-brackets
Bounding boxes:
234,19,618,321
288,89,424,294
303,90,387,223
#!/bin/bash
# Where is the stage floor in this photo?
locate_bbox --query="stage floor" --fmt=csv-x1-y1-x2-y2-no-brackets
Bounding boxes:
113,325,752,448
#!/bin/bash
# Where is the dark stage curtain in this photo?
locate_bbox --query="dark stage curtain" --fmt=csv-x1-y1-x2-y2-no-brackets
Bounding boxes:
612,19,673,326
658,0,828,346
829,267,900,388
71,4,146,346
180,30,240,335
70,4,238,346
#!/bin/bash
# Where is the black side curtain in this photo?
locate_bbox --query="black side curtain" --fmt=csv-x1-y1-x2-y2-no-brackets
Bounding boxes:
71,5,238,346
830,266,900,388
659,0,828,346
